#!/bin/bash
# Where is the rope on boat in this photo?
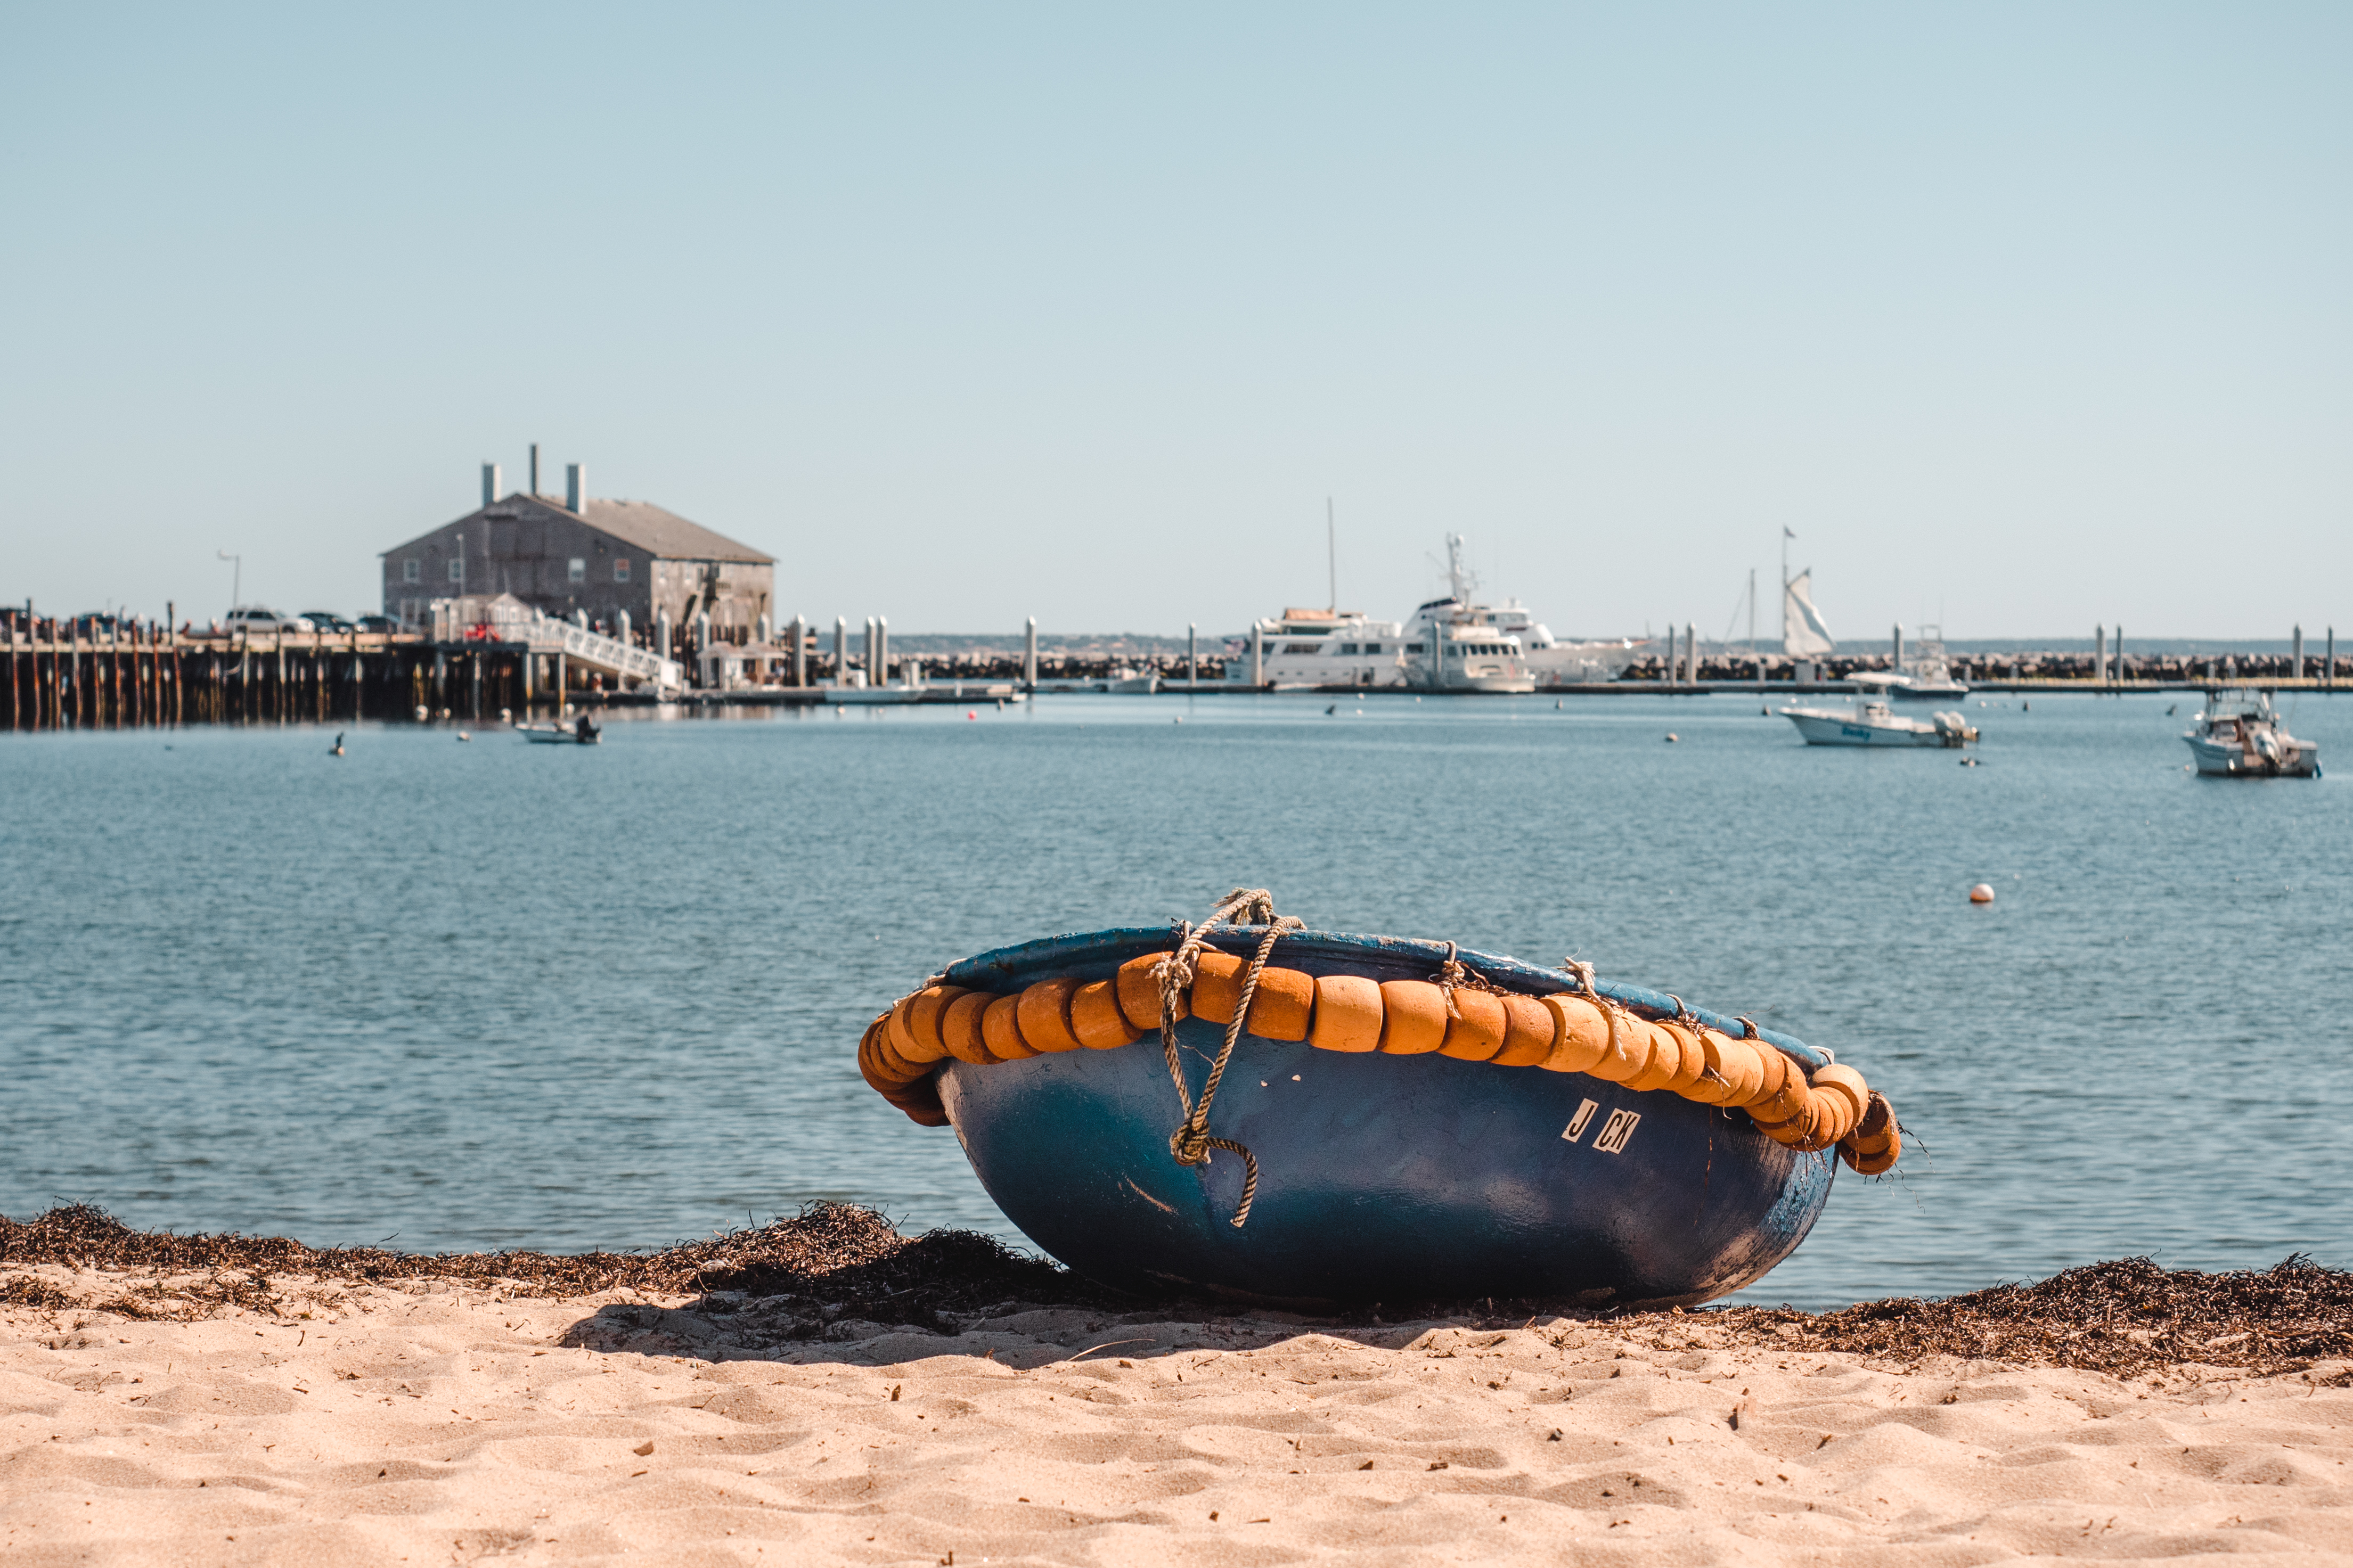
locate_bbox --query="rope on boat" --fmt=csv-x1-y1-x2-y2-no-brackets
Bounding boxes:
856,898,1904,1178
1148,888,1302,1229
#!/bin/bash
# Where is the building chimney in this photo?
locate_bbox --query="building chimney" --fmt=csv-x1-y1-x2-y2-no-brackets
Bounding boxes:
566,462,584,514
530,443,541,496
481,463,501,506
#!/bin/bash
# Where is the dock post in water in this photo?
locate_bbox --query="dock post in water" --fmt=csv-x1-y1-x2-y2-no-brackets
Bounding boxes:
2094,625,2106,686
1188,622,1197,691
1251,621,1264,688
1023,616,1037,691
2293,624,2304,682
790,614,805,687
2329,627,2336,689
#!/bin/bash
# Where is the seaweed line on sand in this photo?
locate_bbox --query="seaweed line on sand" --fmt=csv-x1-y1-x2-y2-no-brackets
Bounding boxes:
3,1202,2347,1379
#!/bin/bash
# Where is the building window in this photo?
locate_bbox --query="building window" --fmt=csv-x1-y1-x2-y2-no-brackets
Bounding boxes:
614,558,631,583
568,558,586,584
448,557,464,582
403,559,419,583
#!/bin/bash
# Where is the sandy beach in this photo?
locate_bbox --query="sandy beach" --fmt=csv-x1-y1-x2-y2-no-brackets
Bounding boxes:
5,1252,2349,1567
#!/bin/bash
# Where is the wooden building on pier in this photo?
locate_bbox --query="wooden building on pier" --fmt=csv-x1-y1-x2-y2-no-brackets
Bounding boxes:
381,467,775,643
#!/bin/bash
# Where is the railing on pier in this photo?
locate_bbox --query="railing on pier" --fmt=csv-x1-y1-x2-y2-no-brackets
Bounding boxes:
505,615,683,694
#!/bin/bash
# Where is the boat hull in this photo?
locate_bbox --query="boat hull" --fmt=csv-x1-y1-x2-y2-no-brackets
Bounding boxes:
2185,735,2319,777
937,930,1834,1309
1784,711,1949,746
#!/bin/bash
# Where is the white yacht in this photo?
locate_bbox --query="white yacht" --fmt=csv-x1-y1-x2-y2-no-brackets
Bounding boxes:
1782,675,1978,747
1252,608,1410,688
1401,598,1537,692
1245,534,1637,694
1401,534,1644,693
2183,687,2318,777
1448,598,1643,684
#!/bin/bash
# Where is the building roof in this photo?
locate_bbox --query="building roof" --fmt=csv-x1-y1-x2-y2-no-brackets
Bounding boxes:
579,498,774,564
384,492,774,564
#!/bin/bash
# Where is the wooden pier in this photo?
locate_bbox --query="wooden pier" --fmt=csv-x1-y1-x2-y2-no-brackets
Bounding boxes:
2,620,631,732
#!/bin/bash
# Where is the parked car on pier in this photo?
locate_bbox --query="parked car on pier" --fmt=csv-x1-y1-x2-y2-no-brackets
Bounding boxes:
223,607,314,634
301,610,355,633
354,614,401,634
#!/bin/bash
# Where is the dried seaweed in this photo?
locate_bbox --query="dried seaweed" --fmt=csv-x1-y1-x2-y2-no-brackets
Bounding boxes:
0,1202,1114,1326
1695,1254,2353,1377
4,1204,2345,1376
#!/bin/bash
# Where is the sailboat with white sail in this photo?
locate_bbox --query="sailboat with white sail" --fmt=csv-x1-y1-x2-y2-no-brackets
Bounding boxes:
1780,544,1836,664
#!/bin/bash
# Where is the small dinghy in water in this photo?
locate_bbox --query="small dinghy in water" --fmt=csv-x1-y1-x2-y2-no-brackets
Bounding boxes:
859,891,1902,1308
516,714,602,744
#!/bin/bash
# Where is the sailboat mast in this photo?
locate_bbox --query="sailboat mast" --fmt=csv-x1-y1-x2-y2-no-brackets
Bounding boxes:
1779,530,1790,652
1746,568,1756,653
1327,497,1336,613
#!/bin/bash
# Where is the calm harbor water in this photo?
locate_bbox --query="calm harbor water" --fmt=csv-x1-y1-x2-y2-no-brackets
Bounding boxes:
3,691,2347,1310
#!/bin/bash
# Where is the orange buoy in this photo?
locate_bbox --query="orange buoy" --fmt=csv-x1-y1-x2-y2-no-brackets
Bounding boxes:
1436,989,1509,1061
1536,994,1613,1074
1015,978,1085,1054
1309,974,1384,1053
1376,980,1450,1054
940,991,999,1064
1115,953,1184,1032
1189,950,1247,1025
1071,979,1143,1049
1490,992,1559,1067
1968,883,1995,904
981,994,1037,1061
1244,967,1317,1042
1621,1021,1687,1092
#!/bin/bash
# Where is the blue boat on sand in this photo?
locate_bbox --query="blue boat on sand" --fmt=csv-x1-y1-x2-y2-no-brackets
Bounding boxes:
858,896,1901,1311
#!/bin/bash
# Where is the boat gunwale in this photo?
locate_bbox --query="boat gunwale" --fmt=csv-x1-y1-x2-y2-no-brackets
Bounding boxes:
938,924,1828,1069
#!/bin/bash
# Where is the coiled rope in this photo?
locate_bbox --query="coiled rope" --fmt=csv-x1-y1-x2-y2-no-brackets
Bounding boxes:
1153,888,1303,1229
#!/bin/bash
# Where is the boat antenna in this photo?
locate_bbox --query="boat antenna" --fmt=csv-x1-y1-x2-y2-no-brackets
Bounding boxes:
1327,497,1336,614
1445,532,1473,603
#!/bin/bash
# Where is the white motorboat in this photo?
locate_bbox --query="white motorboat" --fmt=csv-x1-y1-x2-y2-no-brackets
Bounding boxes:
1885,625,1970,700
2183,687,2318,777
1782,677,1977,747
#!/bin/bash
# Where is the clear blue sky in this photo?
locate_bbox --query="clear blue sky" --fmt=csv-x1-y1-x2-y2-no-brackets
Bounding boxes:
4,3,2346,640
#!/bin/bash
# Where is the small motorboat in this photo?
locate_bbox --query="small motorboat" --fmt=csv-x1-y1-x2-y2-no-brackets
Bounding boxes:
1782,676,1976,747
2184,687,2317,777
1886,626,1971,700
517,715,602,744
857,892,1901,1309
